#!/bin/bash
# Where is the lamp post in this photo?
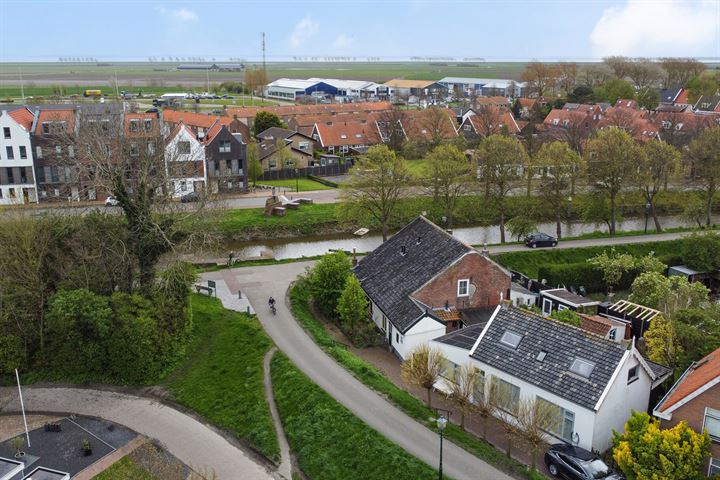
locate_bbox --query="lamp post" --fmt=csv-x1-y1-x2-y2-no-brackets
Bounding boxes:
436,409,450,480
294,168,299,193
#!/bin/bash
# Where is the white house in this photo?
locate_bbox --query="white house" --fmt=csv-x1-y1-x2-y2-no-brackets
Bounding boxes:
164,122,206,197
354,216,511,360
431,306,672,452
0,108,38,205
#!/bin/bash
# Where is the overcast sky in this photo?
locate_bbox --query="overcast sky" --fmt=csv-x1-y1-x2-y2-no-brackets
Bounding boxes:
1,0,718,61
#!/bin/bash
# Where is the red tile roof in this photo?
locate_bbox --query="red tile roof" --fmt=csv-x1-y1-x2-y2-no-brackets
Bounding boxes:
473,96,510,107
656,346,720,412
542,108,591,129
599,106,659,141
34,108,76,135
518,98,537,109
162,110,225,129
8,107,35,131
467,108,520,135
435,309,461,322
203,120,223,143
402,108,458,142
579,314,613,337
313,120,381,147
226,101,392,120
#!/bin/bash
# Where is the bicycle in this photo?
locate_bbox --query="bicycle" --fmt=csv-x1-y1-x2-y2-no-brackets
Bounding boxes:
270,304,276,315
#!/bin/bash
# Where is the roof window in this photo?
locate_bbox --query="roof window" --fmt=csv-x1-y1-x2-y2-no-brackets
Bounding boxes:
570,358,595,378
499,330,522,349
536,351,547,362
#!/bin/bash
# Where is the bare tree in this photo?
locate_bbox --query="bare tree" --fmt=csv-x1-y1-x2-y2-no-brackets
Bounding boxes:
521,61,559,97
469,106,506,139
515,397,557,471
603,56,632,79
625,58,662,89
401,343,445,408
444,363,481,429
471,374,496,440
639,140,680,231
557,62,578,93
376,108,408,152
489,377,520,458
340,145,413,242
660,58,707,88
580,63,614,87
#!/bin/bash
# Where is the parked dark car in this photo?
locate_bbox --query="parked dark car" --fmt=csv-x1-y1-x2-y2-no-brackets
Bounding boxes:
180,192,200,203
545,444,622,479
525,232,558,248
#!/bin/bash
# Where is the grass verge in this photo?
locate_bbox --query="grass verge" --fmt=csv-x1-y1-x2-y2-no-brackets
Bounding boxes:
93,456,156,480
271,352,445,480
258,178,334,192
164,294,279,462
221,202,339,237
289,280,544,479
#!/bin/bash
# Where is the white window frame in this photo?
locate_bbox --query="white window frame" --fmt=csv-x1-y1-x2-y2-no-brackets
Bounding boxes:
537,396,575,442
709,457,720,477
703,407,720,443
457,279,470,297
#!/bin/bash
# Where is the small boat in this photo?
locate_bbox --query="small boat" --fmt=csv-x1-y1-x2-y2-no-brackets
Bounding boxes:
353,228,370,236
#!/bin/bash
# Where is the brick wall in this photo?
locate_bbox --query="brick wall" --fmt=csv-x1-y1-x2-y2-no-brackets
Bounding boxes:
660,383,720,476
413,252,511,311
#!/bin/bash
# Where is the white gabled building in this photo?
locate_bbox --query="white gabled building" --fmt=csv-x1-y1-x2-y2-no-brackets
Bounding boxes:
0,108,38,204
164,122,206,197
431,306,672,452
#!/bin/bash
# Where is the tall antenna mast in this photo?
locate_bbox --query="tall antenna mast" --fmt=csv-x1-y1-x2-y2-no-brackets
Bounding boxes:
19,67,24,100
262,32,266,99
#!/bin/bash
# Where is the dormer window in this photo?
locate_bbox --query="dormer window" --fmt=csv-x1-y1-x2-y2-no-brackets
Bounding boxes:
457,279,469,297
570,358,595,378
340,134,347,139
500,330,522,349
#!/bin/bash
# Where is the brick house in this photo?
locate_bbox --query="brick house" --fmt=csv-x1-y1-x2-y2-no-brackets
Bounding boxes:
31,106,80,201
256,127,313,170
204,122,247,194
654,346,720,477
353,216,511,359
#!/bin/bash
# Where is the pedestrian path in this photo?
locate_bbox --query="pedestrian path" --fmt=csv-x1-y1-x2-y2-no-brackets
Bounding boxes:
263,348,292,480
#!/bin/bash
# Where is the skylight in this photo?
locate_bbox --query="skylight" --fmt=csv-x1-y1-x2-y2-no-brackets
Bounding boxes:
499,330,522,349
536,351,547,362
570,358,595,378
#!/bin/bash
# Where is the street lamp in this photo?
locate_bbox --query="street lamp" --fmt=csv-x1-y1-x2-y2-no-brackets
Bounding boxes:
436,409,450,480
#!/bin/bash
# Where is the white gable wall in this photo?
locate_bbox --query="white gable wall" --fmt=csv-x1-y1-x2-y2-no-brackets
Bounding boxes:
395,316,446,360
165,127,205,197
0,111,37,205
591,352,654,451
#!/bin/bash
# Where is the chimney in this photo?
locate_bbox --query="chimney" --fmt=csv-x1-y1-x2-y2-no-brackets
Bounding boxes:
400,245,407,256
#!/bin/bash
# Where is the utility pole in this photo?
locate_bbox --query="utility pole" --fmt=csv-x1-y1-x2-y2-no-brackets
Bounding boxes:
262,32,266,100
19,67,24,100
114,69,120,97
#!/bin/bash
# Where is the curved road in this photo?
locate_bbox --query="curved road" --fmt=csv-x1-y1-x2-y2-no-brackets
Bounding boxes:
204,263,514,480
0,387,275,480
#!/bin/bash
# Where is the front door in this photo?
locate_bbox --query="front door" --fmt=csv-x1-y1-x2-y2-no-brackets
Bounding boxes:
542,298,553,317
388,323,393,346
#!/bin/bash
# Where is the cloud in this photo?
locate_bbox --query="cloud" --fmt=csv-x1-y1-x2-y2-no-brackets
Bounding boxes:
289,16,319,48
156,6,199,23
590,0,719,57
332,34,353,49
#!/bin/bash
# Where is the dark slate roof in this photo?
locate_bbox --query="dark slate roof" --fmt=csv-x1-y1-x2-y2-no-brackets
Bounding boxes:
542,288,598,307
646,359,672,380
256,126,295,141
354,216,473,333
460,306,497,326
659,87,682,103
471,307,627,410
434,323,486,350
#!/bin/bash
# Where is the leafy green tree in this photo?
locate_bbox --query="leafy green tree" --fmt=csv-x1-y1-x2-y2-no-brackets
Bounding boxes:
674,307,720,371
613,411,710,480
585,128,642,235
687,72,720,104
535,141,585,238
594,78,635,104
308,251,352,318
0,335,23,374
506,215,538,242
587,248,636,290
636,87,659,110
336,275,372,346
340,145,413,242
422,144,473,228
682,195,707,228
630,272,708,318
644,315,682,371
681,232,720,272
639,140,680,231
252,111,285,138
549,308,581,326
246,142,262,186
567,84,594,104
686,127,720,226
475,135,529,243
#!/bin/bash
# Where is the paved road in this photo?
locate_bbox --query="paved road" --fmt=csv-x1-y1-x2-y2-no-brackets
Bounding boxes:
0,387,275,480
204,264,514,480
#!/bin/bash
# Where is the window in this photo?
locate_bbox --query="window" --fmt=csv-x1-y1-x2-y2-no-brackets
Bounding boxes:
219,140,231,153
55,145,62,155
144,119,153,131
537,396,575,442
129,119,140,132
130,143,139,156
536,351,547,362
500,330,523,349
268,158,277,169
68,145,74,158
395,333,399,344
570,358,595,378
147,142,155,155
609,328,617,341
298,141,309,150
177,141,191,154
5,146,13,159
463,124,471,131
704,407,720,442
709,458,720,477
458,279,469,297
3,127,10,139
492,377,520,414
19,146,27,159
36,146,43,159
103,144,111,156
627,365,639,384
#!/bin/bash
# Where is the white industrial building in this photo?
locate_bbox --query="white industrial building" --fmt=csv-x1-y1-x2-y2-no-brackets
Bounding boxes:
438,77,527,98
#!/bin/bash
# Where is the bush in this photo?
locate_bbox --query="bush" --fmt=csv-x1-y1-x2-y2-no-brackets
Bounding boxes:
549,309,582,326
681,232,720,272
307,251,352,317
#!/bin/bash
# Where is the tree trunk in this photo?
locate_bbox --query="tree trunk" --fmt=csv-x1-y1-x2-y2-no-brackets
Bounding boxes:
382,223,389,242
499,211,506,243
531,446,537,470
609,193,616,235
460,411,465,430
651,203,662,232
707,191,714,227
505,432,512,457
482,416,488,439
556,211,562,239
426,388,432,409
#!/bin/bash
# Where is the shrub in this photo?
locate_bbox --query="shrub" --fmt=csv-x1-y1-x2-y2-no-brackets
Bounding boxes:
681,232,720,272
549,309,581,326
307,251,352,317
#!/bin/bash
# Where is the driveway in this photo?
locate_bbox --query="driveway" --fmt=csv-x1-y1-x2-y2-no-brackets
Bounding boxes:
0,387,274,480
204,263,514,480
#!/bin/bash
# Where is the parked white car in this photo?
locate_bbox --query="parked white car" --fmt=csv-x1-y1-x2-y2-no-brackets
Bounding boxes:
105,195,120,206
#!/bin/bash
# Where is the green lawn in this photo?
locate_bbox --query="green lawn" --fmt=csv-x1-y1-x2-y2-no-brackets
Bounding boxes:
221,202,339,237
259,178,334,192
271,353,445,480
406,158,429,176
93,456,156,480
164,294,279,462
288,280,544,480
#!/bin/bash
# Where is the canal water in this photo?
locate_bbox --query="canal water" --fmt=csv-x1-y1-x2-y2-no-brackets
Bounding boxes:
226,215,711,261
